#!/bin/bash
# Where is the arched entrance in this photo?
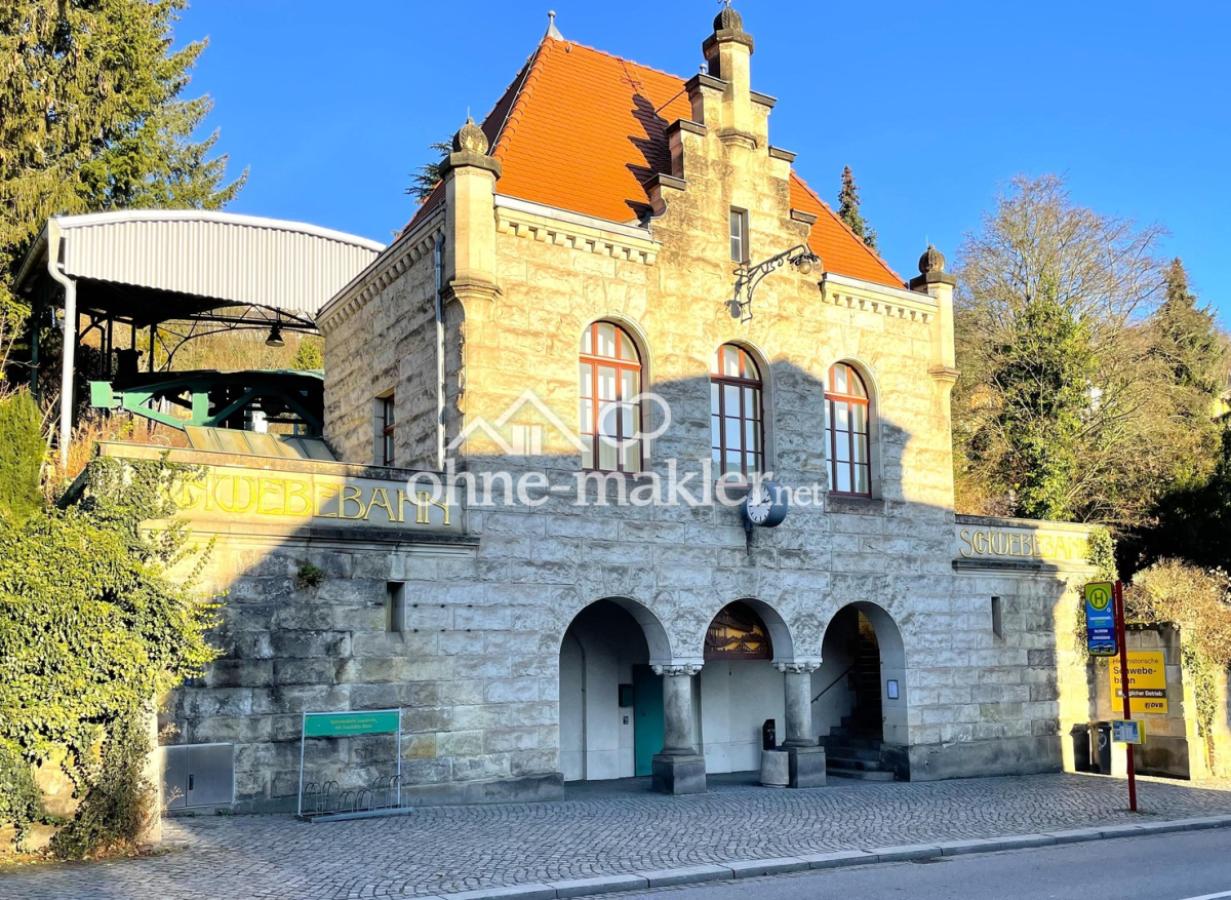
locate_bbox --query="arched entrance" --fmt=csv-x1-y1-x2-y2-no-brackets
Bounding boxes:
559,599,669,781
813,602,907,780
698,600,787,775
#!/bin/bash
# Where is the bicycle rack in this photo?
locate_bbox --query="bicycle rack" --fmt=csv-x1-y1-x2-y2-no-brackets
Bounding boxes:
319,780,338,814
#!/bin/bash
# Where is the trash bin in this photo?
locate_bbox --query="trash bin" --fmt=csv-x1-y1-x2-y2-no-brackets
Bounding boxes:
1070,723,1092,772
762,718,777,751
1091,722,1112,774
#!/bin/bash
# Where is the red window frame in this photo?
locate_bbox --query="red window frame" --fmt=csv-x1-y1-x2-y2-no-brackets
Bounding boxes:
710,344,763,477
825,363,871,496
579,321,643,473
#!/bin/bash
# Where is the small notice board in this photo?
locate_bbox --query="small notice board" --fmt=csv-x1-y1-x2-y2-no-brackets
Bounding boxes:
1109,651,1168,715
298,708,402,817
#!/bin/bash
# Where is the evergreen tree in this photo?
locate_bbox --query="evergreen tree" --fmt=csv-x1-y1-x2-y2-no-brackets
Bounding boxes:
837,165,877,249
1151,259,1227,398
991,281,1096,519
1144,258,1229,487
0,0,244,323
407,141,452,203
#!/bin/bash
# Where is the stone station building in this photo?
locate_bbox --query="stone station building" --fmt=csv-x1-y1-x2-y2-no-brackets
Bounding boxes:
129,9,1109,813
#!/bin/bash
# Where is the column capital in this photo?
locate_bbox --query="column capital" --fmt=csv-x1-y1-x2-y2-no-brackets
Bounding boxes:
652,663,703,677
775,661,820,674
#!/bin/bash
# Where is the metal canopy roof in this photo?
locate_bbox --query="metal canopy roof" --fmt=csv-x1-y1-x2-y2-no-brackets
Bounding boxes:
18,209,384,328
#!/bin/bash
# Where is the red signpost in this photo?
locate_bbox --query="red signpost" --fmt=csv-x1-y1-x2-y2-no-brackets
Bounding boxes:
1113,580,1138,812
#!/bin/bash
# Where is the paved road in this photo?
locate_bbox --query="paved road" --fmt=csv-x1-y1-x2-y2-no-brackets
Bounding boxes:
621,830,1231,900
2,773,1230,899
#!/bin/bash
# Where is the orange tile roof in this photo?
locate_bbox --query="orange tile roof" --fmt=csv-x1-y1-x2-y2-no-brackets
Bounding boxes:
410,36,903,289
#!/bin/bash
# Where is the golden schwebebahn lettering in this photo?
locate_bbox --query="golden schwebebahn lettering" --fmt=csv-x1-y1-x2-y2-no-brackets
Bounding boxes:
957,526,1087,563
170,468,454,531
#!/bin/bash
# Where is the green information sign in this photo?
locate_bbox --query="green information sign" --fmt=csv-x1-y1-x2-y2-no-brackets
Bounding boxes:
303,709,400,738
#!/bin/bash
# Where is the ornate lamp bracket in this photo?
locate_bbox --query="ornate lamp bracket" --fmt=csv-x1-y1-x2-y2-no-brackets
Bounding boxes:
726,244,819,322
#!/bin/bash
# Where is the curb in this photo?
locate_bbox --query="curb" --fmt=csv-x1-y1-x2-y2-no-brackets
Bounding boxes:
430,814,1231,900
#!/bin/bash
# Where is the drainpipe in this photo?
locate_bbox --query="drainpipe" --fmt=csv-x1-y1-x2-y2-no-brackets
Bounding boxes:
433,232,446,471
45,219,77,469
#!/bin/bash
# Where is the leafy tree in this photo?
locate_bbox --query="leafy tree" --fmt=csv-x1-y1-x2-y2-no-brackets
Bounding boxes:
953,175,1179,526
837,165,877,250
407,141,452,203
0,0,245,323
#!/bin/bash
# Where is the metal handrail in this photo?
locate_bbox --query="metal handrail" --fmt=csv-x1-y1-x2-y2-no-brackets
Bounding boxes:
811,663,855,704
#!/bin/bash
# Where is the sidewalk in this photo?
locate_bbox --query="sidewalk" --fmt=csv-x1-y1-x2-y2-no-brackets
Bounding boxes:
3,773,1230,900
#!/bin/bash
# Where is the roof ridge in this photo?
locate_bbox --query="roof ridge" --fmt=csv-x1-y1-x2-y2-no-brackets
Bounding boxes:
790,171,903,285
541,34,689,86
487,39,548,156
491,36,553,162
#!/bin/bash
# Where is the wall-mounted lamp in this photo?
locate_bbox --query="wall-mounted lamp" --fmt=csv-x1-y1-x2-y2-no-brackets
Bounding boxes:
726,244,820,322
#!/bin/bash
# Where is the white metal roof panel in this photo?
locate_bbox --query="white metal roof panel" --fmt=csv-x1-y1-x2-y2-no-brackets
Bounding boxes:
52,210,383,318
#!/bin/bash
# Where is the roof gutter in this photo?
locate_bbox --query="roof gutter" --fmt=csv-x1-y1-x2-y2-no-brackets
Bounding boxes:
44,219,77,469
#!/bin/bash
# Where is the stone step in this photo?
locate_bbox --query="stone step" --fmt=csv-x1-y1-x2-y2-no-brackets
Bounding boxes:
826,755,885,772
826,766,896,781
822,744,882,762
826,732,883,749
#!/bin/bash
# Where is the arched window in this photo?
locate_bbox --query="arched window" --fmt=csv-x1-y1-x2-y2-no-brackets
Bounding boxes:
825,362,871,496
710,344,763,476
579,321,642,472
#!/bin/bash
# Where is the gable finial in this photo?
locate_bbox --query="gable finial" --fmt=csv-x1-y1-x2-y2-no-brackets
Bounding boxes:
546,9,563,39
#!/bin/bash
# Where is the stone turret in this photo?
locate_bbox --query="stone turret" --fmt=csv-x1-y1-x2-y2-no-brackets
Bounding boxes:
909,244,958,378
700,2,757,146
441,116,501,298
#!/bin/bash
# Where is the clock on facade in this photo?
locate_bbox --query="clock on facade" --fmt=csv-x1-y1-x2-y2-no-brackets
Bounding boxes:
742,479,789,528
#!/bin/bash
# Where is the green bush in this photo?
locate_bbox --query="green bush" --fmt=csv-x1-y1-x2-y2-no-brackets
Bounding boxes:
0,739,42,833
49,710,153,860
0,455,219,854
0,389,46,526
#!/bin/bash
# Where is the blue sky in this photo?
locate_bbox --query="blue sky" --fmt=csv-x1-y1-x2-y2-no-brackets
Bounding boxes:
176,1,1231,324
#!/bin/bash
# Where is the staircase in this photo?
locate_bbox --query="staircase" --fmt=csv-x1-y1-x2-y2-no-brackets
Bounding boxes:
823,720,895,781
824,613,895,780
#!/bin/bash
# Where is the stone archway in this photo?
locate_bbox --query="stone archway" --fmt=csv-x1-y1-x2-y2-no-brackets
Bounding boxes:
697,600,790,775
558,598,671,782
813,602,907,780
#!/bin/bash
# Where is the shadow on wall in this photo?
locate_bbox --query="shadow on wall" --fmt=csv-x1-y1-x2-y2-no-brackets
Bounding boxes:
134,358,1082,811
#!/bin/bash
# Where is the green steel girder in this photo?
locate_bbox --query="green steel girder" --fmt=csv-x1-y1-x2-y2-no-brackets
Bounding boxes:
89,369,323,435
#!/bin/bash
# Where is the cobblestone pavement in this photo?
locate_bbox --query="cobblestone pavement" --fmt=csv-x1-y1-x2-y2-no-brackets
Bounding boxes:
3,774,1230,900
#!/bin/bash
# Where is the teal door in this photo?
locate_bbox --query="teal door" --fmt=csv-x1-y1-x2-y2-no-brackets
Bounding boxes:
632,665,664,776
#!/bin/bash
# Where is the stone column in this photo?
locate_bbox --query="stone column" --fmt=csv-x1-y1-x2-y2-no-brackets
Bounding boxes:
776,662,826,788
650,664,706,794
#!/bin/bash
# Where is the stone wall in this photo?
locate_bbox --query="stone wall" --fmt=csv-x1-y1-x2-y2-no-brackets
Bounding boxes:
321,218,442,471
